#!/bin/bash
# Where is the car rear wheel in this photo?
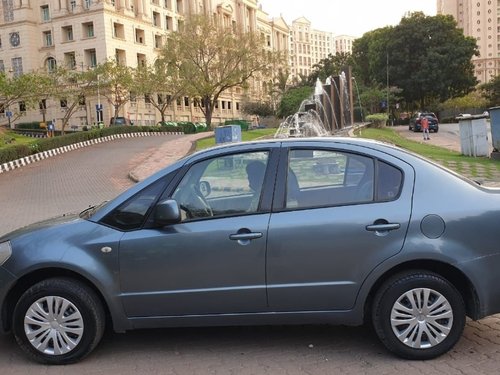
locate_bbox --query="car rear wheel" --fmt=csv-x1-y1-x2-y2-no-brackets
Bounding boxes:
12,278,105,365
372,271,465,360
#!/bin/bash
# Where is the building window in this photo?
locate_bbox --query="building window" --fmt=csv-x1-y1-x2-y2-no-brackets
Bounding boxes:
165,16,173,30
84,0,92,9
62,26,74,42
4,0,14,22
83,22,94,38
41,4,50,21
70,0,76,12
43,31,52,47
11,57,23,76
113,22,125,39
85,49,97,68
154,34,162,48
135,28,145,44
153,11,160,27
46,57,57,72
64,52,76,69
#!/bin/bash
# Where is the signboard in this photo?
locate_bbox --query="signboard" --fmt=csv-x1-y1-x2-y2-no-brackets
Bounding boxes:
6,111,13,118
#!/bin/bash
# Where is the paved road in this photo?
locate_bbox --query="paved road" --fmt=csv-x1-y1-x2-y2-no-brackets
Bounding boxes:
0,135,183,237
394,122,493,154
2,134,500,374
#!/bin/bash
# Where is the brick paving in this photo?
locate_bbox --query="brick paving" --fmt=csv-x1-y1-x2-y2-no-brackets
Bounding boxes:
2,131,500,373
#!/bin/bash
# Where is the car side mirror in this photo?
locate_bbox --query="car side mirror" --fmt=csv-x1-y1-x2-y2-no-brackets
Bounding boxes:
154,199,181,226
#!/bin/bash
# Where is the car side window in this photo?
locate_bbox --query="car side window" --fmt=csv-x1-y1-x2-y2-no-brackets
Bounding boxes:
286,150,374,209
286,150,403,210
101,178,166,231
172,151,269,221
376,161,403,200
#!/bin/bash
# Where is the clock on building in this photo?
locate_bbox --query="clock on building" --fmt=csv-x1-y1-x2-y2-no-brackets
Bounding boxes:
10,32,20,47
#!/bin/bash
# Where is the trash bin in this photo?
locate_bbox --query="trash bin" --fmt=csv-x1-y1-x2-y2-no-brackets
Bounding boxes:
214,125,242,144
489,106,500,159
457,114,489,157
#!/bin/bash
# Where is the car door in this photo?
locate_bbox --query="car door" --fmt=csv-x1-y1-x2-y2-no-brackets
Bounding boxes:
118,147,279,318
266,142,414,311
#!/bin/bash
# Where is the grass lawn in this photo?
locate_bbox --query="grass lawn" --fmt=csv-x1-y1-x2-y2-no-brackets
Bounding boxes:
196,128,277,151
356,126,500,178
0,130,36,147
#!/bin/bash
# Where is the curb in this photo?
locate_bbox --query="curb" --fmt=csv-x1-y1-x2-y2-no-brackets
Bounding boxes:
0,131,183,175
127,132,214,183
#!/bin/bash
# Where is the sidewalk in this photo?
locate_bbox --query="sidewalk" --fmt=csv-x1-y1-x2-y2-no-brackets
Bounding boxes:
129,132,213,182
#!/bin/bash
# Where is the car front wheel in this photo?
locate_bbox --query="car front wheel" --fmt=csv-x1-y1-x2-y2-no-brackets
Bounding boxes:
372,271,465,360
12,278,105,365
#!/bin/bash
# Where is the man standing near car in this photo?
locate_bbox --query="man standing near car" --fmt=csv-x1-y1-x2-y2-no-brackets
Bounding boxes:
421,115,430,140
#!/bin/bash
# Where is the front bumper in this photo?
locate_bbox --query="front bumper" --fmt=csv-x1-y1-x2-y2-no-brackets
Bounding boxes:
0,267,17,334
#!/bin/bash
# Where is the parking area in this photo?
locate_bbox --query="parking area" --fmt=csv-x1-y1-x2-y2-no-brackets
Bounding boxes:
1,134,500,373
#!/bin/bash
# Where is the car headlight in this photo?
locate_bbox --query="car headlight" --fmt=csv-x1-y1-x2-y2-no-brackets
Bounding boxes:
0,241,12,266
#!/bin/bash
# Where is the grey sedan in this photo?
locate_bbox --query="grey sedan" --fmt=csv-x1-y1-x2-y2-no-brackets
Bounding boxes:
1,137,500,364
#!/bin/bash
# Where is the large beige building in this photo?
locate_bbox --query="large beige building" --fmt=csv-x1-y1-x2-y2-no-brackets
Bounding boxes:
0,0,289,129
334,35,356,54
288,17,335,79
438,0,500,83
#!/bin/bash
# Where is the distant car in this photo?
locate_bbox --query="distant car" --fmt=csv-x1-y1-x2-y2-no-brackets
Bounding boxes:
110,117,132,126
409,112,439,133
2,137,500,364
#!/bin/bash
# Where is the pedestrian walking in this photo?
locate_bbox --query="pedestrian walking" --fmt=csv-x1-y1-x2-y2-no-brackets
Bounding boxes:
421,115,430,140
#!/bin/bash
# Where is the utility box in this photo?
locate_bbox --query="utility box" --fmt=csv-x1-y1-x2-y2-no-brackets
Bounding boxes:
215,125,242,144
457,114,489,157
489,107,500,159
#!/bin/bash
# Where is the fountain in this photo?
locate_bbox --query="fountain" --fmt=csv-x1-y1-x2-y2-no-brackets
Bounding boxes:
275,66,355,138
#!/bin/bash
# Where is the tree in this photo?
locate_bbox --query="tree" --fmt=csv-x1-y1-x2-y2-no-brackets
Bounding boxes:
94,60,134,124
309,52,354,86
134,58,188,124
480,75,500,106
441,90,489,112
160,15,284,128
0,71,46,128
277,86,313,118
352,12,478,109
50,67,97,133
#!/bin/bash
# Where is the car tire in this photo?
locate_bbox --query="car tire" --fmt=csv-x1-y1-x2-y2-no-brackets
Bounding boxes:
12,278,105,365
434,129,439,133
372,270,465,360
409,125,412,131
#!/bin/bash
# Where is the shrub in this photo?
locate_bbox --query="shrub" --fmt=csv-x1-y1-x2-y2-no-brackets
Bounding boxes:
0,126,177,164
16,122,42,130
366,113,389,128
0,144,32,164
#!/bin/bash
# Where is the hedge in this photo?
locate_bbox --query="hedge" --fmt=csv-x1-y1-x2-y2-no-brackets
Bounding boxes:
0,126,173,164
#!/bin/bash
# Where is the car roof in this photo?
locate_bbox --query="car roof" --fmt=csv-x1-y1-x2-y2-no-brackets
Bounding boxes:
191,137,403,157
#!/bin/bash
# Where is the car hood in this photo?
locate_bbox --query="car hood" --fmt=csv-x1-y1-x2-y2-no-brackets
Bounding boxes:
0,213,81,242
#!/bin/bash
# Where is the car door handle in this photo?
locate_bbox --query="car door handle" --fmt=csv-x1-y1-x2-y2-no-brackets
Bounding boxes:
365,223,401,232
229,232,263,241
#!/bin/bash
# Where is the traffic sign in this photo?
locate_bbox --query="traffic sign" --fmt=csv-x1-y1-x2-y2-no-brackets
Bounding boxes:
6,111,12,118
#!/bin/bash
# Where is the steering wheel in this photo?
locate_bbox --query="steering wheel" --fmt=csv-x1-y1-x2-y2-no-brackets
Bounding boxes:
182,185,213,218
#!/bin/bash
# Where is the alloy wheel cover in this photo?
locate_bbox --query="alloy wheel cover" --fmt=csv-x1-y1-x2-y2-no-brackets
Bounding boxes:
390,287,453,349
23,296,84,355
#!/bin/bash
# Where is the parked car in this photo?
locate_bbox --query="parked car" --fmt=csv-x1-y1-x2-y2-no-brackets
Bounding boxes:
1,137,500,364
409,112,439,132
109,117,132,126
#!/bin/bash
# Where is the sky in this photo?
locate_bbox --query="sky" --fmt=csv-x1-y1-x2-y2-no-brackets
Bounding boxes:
258,0,437,37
